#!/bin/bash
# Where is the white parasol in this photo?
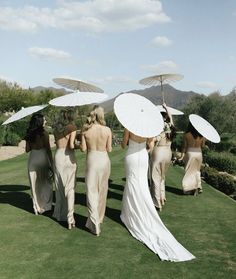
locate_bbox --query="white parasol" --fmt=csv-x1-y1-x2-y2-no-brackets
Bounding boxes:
139,73,184,103
53,77,104,93
114,93,164,138
49,92,108,107
2,104,48,125
157,105,184,115
189,114,220,143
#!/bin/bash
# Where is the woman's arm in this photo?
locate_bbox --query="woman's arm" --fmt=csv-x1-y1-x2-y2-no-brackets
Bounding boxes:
44,132,53,167
80,133,87,152
25,141,31,153
163,102,174,126
179,134,187,160
69,130,77,150
147,137,154,153
121,128,129,149
106,128,112,152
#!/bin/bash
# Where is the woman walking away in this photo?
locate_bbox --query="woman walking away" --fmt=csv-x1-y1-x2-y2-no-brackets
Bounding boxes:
53,109,78,230
179,121,205,195
120,128,195,262
80,105,112,236
150,103,176,210
25,113,53,215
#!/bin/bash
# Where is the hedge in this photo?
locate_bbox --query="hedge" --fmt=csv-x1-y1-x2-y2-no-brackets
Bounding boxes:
204,151,236,175
201,166,236,198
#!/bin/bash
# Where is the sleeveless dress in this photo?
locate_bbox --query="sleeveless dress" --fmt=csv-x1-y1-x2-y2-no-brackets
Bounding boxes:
151,132,172,209
28,148,52,215
120,139,195,262
53,148,77,225
85,150,111,235
182,147,202,193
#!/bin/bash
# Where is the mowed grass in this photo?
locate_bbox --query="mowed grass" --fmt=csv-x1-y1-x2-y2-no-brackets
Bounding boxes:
0,147,235,279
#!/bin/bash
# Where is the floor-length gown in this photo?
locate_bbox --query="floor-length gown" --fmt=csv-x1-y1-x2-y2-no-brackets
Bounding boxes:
120,139,195,262
85,150,110,235
151,143,172,209
182,147,202,193
28,149,52,215
53,148,77,225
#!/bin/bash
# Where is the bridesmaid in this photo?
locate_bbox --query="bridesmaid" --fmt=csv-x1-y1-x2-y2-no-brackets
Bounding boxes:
179,121,205,195
52,109,78,229
80,105,112,236
25,113,53,215
150,103,176,210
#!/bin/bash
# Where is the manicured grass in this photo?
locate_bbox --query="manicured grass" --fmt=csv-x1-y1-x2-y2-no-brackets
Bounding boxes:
0,147,235,279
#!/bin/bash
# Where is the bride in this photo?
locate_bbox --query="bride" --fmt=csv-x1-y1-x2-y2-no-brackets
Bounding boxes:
120,128,195,262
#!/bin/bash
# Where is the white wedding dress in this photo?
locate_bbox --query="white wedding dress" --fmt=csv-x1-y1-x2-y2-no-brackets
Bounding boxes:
120,139,195,262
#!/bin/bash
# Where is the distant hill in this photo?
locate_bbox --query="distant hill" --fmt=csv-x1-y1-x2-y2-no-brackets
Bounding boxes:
30,86,71,94
101,84,199,113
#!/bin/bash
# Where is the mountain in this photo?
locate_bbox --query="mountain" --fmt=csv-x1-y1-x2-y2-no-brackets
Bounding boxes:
101,84,199,113
30,86,71,94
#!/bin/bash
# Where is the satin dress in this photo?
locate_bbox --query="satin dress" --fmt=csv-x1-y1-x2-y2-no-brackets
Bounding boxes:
120,139,195,262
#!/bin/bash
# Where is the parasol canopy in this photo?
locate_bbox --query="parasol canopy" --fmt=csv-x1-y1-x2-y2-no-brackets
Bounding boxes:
139,73,184,103
189,114,220,143
53,77,104,93
2,104,48,125
49,92,108,107
157,105,184,115
114,93,164,138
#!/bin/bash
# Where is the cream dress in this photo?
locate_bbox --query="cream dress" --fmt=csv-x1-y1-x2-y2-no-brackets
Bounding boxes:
53,148,77,224
151,132,172,209
182,133,205,193
121,139,195,262
85,150,110,235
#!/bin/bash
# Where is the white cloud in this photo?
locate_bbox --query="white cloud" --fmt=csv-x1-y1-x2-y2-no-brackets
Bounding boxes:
28,47,71,60
0,0,171,33
233,11,236,16
150,36,172,47
141,60,178,73
195,81,218,89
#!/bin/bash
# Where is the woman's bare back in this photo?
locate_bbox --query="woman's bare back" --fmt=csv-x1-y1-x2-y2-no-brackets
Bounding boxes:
82,124,112,152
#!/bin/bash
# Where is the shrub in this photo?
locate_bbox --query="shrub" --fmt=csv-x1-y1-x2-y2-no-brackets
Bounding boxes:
3,130,21,146
201,166,236,196
203,151,236,175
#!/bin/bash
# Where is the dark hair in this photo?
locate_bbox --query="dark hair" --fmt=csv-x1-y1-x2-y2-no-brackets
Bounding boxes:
187,122,203,139
25,113,44,142
161,111,170,123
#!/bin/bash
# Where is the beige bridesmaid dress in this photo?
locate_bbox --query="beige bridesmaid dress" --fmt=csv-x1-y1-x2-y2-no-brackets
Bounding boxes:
53,148,77,225
151,132,172,210
85,150,110,235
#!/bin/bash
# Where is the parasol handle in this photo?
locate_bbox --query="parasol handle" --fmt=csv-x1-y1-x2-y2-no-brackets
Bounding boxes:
160,79,165,103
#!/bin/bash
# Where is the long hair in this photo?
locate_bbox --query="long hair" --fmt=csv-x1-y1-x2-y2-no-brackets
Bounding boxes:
25,113,44,142
187,122,203,139
52,108,75,134
161,112,176,141
83,105,106,131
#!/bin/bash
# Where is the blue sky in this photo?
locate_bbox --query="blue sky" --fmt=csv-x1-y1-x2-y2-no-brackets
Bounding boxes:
0,0,235,98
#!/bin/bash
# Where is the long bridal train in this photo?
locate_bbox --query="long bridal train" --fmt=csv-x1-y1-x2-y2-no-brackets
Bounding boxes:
120,139,195,262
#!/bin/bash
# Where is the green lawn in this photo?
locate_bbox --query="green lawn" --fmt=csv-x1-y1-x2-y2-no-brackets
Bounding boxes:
0,147,235,279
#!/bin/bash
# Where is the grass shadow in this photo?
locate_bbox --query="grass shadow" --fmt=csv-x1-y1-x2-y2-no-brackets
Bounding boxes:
107,189,123,201
0,190,34,214
105,206,124,227
109,183,124,192
165,185,183,196
75,192,87,206
0,184,30,191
